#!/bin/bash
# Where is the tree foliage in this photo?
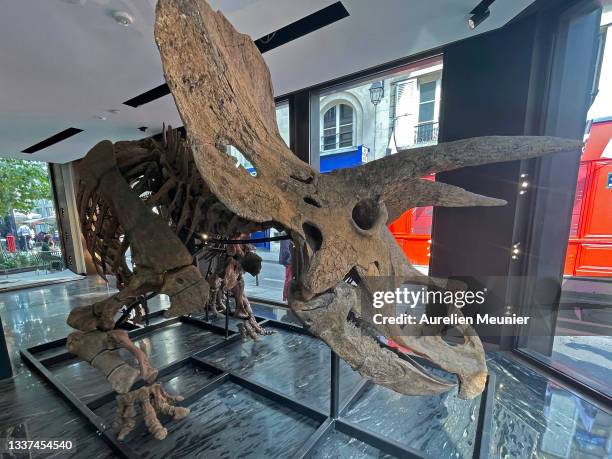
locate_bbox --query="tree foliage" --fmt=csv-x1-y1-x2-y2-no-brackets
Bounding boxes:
0,159,52,216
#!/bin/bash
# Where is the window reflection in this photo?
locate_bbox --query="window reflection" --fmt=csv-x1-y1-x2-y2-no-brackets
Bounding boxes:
520,4,612,399
0,160,65,283
316,57,443,274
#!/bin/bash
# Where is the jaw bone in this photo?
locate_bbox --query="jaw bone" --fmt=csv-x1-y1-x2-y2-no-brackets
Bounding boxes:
290,281,457,396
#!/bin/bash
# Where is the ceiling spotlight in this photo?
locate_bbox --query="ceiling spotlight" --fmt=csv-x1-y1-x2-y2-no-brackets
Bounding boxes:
468,0,495,30
95,114,107,120
111,10,134,26
468,9,490,29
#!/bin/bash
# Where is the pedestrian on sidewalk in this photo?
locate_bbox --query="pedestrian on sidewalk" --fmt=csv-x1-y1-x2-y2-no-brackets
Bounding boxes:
17,224,30,251
279,235,293,302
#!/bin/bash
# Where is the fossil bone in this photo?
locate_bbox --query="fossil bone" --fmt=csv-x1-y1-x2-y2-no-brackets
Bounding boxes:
154,0,581,400
113,383,190,440
205,240,272,337
66,330,153,393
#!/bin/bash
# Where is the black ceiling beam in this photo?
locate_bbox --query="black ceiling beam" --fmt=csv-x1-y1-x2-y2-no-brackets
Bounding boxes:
470,0,496,15
123,2,349,108
123,83,172,109
21,127,84,154
254,1,349,53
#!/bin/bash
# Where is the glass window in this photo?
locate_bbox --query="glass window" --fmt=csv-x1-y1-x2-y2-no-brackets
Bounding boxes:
324,105,336,128
418,102,435,123
314,56,443,274
339,104,354,148
322,103,354,151
416,80,438,143
323,105,337,150
419,80,436,103
517,4,612,398
275,101,290,147
0,159,65,285
242,101,292,304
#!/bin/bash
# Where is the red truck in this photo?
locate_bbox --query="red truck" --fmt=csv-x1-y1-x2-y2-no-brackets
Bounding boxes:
389,117,612,277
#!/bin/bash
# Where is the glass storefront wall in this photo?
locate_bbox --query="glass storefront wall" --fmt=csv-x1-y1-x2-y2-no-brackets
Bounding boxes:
0,159,64,287
315,56,443,274
242,101,292,305
316,57,442,166
241,62,447,303
518,3,612,400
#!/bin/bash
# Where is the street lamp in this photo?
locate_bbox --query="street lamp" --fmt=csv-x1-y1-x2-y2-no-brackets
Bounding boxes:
369,81,384,105
369,81,384,161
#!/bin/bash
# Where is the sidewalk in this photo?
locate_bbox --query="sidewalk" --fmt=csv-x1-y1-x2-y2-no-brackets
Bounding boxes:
561,277,612,305
255,248,280,264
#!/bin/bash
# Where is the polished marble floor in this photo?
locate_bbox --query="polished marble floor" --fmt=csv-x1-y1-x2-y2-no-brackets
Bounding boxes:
95,381,320,458
0,277,610,458
0,269,83,294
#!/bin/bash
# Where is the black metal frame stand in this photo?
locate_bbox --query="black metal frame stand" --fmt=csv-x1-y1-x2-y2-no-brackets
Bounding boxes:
20,304,495,459
0,314,13,379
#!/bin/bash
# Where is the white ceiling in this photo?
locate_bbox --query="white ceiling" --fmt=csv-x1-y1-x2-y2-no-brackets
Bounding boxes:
0,0,535,163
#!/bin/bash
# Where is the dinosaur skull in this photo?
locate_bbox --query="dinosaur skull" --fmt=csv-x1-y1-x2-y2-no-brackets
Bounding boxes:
154,0,580,399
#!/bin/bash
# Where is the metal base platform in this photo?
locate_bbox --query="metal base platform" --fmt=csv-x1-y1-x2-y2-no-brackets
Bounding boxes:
20,305,495,459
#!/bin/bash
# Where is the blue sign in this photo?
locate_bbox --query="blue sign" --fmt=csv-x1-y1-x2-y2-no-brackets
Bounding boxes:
320,145,366,173
607,172,612,189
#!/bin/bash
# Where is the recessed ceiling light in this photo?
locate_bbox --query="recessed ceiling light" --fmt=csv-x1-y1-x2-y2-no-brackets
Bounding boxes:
95,114,107,121
111,10,133,26
107,109,121,115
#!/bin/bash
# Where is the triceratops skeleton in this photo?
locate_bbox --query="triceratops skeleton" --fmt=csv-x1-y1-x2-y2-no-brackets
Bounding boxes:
66,0,580,440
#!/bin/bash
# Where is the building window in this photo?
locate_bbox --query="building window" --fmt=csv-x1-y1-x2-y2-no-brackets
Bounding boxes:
322,103,354,151
418,81,436,122
416,81,438,144
390,76,440,150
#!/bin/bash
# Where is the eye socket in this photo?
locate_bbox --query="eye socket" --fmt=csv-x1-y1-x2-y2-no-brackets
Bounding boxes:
351,198,383,231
